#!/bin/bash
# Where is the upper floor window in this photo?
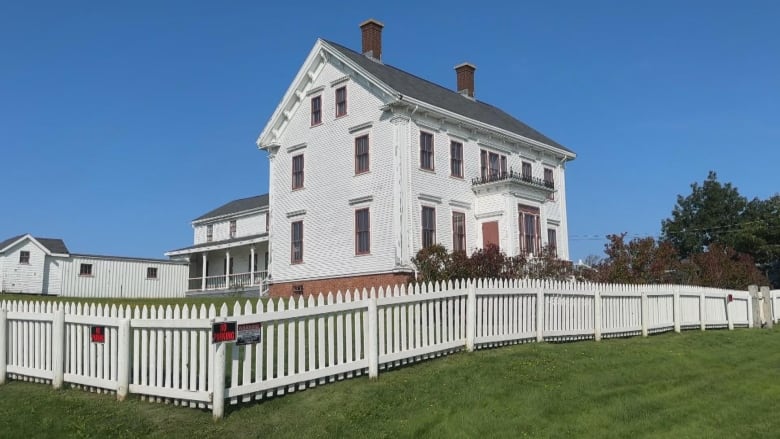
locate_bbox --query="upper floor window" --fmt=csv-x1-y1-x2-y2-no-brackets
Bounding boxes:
480,150,506,179
335,86,347,117
292,154,304,189
544,167,555,199
519,204,541,256
547,228,557,256
422,206,436,248
420,132,434,170
522,161,532,180
311,96,322,126
265,212,269,232
355,208,370,255
291,221,304,263
450,141,463,178
452,212,466,252
355,135,369,174
229,220,237,238
206,225,213,242
19,251,30,264
80,263,93,276
146,267,158,279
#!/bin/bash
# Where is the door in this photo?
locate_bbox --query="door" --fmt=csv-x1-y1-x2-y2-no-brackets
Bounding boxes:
482,221,499,249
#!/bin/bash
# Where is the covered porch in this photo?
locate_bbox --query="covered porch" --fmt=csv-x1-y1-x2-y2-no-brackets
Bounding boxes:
166,234,269,294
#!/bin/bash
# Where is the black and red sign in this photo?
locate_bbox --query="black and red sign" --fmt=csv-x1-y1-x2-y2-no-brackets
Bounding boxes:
90,326,106,343
212,321,237,343
237,322,262,346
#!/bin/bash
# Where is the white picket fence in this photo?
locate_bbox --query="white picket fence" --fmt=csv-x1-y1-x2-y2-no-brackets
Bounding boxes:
0,280,753,419
770,290,780,323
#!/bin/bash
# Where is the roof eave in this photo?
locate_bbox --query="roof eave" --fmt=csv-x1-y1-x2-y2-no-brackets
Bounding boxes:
191,206,269,225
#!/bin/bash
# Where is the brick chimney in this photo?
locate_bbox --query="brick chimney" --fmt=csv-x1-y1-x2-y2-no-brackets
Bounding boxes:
454,62,476,98
360,19,384,61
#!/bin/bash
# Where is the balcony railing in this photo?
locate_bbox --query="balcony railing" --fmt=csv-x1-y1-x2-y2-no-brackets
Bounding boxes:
188,271,268,292
472,170,554,190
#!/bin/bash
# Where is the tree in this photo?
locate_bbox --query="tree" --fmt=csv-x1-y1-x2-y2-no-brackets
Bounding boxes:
589,233,680,284
688,243,767,289
661,171,747,258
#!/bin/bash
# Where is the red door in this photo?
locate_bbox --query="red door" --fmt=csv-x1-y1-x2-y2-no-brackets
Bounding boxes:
482,221,499,249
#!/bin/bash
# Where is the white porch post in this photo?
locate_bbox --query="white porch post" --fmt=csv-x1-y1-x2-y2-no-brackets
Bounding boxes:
225,250,231,287
201,253,207,291
250,246,256,285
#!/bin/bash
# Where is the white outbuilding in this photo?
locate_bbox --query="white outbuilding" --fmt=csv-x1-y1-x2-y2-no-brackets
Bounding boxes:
0,234,187,298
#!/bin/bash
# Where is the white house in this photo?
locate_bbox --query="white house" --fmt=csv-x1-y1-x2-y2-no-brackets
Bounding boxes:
256,19,577,297
0,234,187,298
165,194,270,294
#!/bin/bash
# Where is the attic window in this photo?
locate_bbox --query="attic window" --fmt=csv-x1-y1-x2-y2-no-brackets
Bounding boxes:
19,251,30,264
335,86,347,117
311,96,322,126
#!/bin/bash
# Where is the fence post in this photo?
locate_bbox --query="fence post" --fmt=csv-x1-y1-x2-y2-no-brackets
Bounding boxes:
536,287,544,343
673,286,681,333
593,287,602,341
699,292,706,331
747,285,756,328
212,341,226,420
465,281,476,352
726,296,734,331
52,307,65,390
760,286,773,329
0,309,6,385
367,293,379,378
117,318,131,401
641,291,649,337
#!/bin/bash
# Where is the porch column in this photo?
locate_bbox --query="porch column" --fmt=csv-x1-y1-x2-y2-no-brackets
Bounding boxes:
250,246,256,285
201,253,207,291
225,250,230,287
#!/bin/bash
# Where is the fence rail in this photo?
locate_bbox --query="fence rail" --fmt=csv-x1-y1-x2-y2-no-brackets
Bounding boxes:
0,280,756,419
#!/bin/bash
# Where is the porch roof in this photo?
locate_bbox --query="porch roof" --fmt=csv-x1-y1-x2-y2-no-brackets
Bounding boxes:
165,233,268,256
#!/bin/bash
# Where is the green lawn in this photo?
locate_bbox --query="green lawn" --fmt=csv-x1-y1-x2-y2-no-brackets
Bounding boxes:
1,328,779,438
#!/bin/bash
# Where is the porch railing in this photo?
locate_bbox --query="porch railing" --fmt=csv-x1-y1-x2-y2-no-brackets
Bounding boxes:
187,271,268,292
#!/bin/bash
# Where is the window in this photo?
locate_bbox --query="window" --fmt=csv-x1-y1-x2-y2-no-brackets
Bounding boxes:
480,149,506,179
292,154,304,189
355,135,369,174
311,96,322,126
146,267,158,279
206,225,213,242
292,284,304,295
355,208,371,254
547,228,557,256
544,168,555,199
223,257,234,275
452,212,466,252
80,263,93,276
19,251,30,264
265,212,269,232
264,251,269,270
518,204,541,256
422,206,436,248
335,86,347,117
229,220,237,238
291,221,303,263
522,162,532,180
420,132,434,170
450,141,463,178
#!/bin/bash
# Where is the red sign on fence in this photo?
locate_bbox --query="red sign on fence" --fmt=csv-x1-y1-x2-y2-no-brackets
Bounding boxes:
212,321,237,343
90,326,105,343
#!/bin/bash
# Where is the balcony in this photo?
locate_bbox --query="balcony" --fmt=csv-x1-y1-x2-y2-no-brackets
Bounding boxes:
471,170,555,201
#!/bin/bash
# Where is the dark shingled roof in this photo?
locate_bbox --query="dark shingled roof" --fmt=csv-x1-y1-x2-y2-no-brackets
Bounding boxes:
323,40,573,154
0,234,69,254
194,194,269,222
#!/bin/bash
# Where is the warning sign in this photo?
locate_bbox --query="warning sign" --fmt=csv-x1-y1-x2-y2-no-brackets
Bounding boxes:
237,322,262,346
212,321,237,343
90,326,106,343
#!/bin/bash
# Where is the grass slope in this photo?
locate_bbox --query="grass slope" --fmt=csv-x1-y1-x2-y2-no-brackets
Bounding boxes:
1,329,779,438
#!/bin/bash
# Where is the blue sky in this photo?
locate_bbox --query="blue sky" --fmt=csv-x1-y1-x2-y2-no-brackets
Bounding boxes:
1,1,778,262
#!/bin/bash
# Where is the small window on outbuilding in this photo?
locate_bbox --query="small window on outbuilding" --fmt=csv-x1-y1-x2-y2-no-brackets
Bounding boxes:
292,284,304,295
80,263,93,276
147,267,158,279
19,251,30,264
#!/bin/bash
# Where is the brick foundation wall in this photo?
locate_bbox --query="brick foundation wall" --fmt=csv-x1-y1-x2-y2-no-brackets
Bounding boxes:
268,272,414,298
